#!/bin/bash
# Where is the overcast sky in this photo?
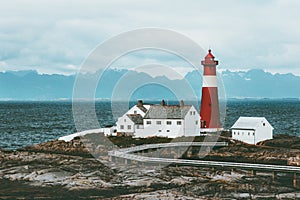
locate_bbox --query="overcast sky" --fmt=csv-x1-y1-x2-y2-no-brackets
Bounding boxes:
0,0,300,76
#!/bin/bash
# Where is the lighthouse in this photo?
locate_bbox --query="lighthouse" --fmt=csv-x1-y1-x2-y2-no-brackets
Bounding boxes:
200,49,222,132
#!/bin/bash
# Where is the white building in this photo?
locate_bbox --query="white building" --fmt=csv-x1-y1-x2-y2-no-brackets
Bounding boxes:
116,100,200,138
231,117,273,145
116,100,149,136
116,114,144,136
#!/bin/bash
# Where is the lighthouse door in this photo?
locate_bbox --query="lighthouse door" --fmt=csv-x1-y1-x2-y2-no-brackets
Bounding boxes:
200,120,206,128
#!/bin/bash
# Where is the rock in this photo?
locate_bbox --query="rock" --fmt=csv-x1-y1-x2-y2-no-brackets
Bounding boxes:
288,155,300,166
1,134,300,199
170,177,190,185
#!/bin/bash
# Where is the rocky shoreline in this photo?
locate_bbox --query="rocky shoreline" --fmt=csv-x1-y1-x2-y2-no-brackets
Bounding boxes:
1,133,300,199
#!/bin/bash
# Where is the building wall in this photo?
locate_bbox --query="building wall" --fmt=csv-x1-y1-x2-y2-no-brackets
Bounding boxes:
102,127,117,136
116,115,135,133
135,124,144,130
184,106,200,136
232,129,255,144
134,119,184,138
254,121,273,144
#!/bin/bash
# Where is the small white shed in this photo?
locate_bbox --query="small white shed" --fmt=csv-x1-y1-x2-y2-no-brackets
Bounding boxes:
231,117,273,145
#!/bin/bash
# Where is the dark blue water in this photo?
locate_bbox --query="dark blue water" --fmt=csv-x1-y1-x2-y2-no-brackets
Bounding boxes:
0,100,299,150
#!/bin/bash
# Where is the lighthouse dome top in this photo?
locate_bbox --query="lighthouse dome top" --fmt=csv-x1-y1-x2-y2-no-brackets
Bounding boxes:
201,49,218,66
205,49,215,59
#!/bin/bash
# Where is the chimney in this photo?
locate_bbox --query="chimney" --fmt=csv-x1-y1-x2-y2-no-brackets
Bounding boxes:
161,99,166,106
137,100,143,107
180,100,184,107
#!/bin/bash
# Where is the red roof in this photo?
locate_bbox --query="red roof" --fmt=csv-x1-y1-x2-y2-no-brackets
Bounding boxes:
205,49,215,59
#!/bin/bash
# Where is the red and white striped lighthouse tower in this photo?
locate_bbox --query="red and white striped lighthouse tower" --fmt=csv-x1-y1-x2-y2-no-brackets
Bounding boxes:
200,49,222,132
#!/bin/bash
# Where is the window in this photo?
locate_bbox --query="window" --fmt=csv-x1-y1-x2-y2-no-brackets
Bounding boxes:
177,121,182,125
238,132,239,135
167,130,170,132
128,125,131,130
120,125,124,130
167,121,172,125
263,123,265,126
253,132,255,136
158,130,162,132
146,121,151,125
134,110,137,114
248,132,250,136
156,121,161,125
195,120,198,125
124,119,126,122
233,132,236,135
193,111,195,115
190,111,192,115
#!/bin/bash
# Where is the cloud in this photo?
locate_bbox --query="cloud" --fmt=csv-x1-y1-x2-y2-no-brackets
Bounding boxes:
0,0,299,75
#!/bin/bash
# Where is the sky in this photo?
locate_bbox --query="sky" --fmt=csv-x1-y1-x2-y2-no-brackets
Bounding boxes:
1,0,300,76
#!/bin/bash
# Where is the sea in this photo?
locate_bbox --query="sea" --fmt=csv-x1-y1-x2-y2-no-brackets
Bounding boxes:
0,99,299,150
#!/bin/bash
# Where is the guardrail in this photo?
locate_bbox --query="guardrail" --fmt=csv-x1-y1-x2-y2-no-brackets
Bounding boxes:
111,142,228,153
108,142,300,173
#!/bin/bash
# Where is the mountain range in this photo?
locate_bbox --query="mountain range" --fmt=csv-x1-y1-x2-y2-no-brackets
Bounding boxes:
0,69,299,100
